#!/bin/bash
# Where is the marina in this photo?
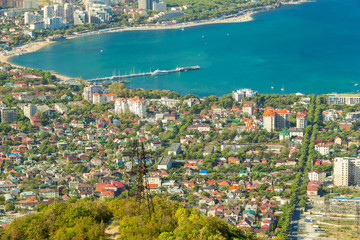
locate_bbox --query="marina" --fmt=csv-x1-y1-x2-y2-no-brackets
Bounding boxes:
85,66,200,83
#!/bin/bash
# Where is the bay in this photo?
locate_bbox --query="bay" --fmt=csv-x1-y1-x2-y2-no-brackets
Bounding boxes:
10,0,360,96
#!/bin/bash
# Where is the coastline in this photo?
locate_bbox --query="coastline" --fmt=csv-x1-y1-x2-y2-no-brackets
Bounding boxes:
0,0,315,80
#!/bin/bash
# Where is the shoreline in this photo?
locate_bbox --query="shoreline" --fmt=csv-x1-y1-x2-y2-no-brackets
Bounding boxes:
0,0,315,81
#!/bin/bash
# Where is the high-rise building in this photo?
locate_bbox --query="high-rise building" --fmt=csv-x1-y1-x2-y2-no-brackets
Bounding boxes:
263,108,290,132
23,104,37,118
0,108,17,123
115,97,146,118
24,12,35,24
45,17,63,30
83,85,107,102
88,4,111,23
138,0,152,10
23,0,39,9
296,111,308,129
53,4,64,18
74,10,87,25
64,3,74,22
43,5,54,19
334,157,360,186
152,0,166,11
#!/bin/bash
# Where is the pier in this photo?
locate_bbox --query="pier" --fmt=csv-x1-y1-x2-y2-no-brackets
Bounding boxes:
85,66,200,83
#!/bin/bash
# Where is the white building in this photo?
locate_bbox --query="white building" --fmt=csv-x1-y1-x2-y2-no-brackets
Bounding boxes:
64,3,74,22
23,0,39,9
83,85,106,102
93,93,118,104
45,17,63,30
114,97,146,118
322,109,342,122
30,21,45,30
327,93,360,105
296,111,308,129
308,170,326,184
232,89,257,102
315,143,330,156
334,157,360,186
158,156,172,170
43,5,54,19
23,104,37,118
74,10,87,25
54,103,69,114
53,4,64,18
88,4,111,23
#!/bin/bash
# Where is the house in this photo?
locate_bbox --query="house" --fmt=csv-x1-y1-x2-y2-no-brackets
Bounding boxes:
315,143,330,156
308,170,326,184
39,188,59,198
54,103,69,114
203,145,214,156
168,143,182,155
237,218,252,229
307,181,320,196
30,116,41,128
158,156,172,170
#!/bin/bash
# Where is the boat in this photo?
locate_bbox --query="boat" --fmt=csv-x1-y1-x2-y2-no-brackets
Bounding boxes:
355,83,358,86
182,28,184,31
151,70,169,76
100,50,103,52
271,86,274,89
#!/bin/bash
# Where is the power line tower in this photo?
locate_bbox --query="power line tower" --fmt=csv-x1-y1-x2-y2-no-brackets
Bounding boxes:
131,140,154,216
324,198,330,219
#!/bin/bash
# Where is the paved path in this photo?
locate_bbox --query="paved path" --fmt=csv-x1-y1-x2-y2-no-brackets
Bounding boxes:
105,218,120,240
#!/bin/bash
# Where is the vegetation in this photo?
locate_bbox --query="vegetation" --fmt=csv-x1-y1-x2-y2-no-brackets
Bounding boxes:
2,197,257,240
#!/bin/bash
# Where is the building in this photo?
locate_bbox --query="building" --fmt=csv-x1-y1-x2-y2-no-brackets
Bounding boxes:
0,108,17,123
263,108,290,131
74,10,87,25
24,12,41,24
296,111,308,129
242,101,255,116
30,21,45,30
23,0,38,9
158,156,172,170
334,157,360,186
64,3,74,22
83,85,106,102
139,0,152,9
308,170,326,184
322,109,342,122
152,0,166,11
114,97,146,118
88,4,111,23
315,143,330,156
93,93,117,104
43,5,54,19
23,104,37,118
45,17,63,30
232,89,257,102
53,4,64,18
327,93,360,105
168,143,182,155
54,103,69,114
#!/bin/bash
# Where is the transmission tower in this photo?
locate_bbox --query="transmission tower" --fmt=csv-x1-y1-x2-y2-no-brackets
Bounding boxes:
324,198,330,219
131,140,154,216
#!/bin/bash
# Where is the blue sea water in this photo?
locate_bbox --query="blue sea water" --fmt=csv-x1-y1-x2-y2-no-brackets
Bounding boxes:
10,0,360,96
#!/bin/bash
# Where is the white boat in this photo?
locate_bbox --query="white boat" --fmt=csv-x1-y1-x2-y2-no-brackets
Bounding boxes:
151,70,169,76
355,83,358,86
100,50,103,52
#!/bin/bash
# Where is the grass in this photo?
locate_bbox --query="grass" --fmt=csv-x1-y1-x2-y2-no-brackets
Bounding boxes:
319,219,359,239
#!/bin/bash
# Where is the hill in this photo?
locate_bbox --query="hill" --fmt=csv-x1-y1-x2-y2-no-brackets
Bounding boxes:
2,197,257,240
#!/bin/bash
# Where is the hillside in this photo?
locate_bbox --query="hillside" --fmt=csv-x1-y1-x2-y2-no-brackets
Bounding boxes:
2,197,257,240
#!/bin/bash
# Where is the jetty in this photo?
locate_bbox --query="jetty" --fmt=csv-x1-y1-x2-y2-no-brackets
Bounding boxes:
85,66,200,83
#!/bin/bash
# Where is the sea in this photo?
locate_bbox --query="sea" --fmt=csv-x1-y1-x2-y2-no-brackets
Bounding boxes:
10,0,360,97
